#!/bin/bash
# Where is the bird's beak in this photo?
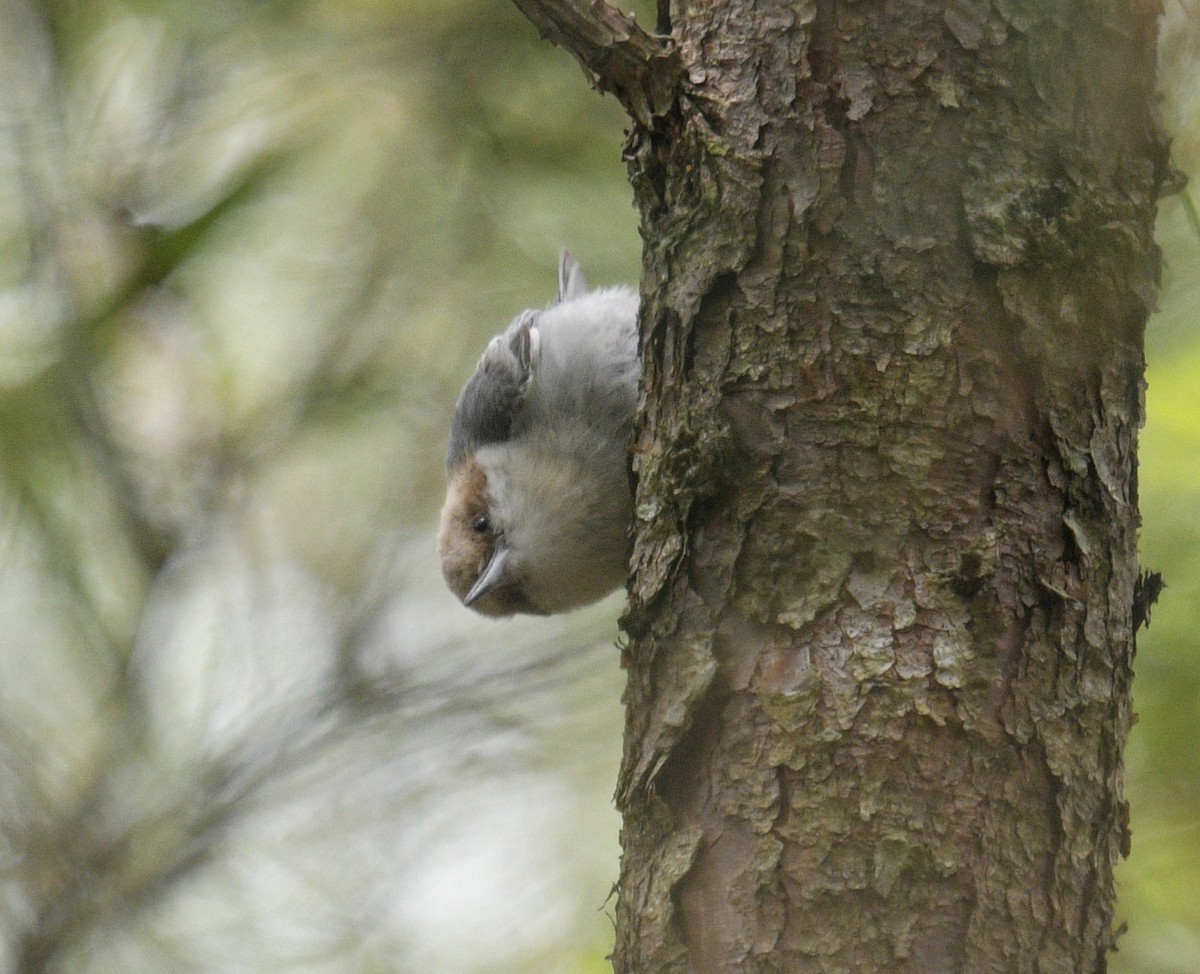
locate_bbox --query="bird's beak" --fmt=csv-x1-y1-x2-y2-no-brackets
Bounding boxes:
464,546,511,607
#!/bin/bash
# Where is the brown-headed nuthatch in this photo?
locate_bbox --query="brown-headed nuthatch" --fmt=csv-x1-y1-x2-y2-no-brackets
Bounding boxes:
438,252,639,616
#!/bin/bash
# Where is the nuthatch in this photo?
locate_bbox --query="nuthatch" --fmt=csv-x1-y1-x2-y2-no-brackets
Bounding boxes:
438,251,639,616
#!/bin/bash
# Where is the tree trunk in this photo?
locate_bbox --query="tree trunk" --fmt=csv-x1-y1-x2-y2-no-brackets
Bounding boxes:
510,1,1170,971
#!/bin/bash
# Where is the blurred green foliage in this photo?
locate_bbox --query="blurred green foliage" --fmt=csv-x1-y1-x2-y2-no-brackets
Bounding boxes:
1113,7,1200,969
0,0,641,971
1118,209,1200,973
0,0,1195,972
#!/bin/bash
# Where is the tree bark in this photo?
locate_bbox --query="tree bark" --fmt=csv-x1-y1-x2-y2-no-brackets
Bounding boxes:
511,1,1170,971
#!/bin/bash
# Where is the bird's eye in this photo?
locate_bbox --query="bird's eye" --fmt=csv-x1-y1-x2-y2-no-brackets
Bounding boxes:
470,514,491,535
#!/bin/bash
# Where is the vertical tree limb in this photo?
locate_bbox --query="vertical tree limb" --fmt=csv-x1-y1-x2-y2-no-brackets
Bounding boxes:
511,1,1170,971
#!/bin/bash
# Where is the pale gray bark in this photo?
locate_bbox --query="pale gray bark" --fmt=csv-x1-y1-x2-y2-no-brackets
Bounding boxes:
511,1,1169,971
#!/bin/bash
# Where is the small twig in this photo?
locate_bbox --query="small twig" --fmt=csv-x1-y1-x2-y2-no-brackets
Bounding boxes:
509,0,679,126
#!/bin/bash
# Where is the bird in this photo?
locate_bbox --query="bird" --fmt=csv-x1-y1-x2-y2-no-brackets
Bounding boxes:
437,251,639,616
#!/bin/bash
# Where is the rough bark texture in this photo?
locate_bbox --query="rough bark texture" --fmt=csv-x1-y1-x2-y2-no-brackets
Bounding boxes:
512,1,1170,972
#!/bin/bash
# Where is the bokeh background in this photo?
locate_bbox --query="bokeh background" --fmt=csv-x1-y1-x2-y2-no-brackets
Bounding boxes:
0,1,1194,972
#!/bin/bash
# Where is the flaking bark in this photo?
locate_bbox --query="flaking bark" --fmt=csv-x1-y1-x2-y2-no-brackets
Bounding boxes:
512,1,1170,971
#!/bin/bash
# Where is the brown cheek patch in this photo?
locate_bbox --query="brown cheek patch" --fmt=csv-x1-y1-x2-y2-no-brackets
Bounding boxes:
451,455,489,508
439,455,495,600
